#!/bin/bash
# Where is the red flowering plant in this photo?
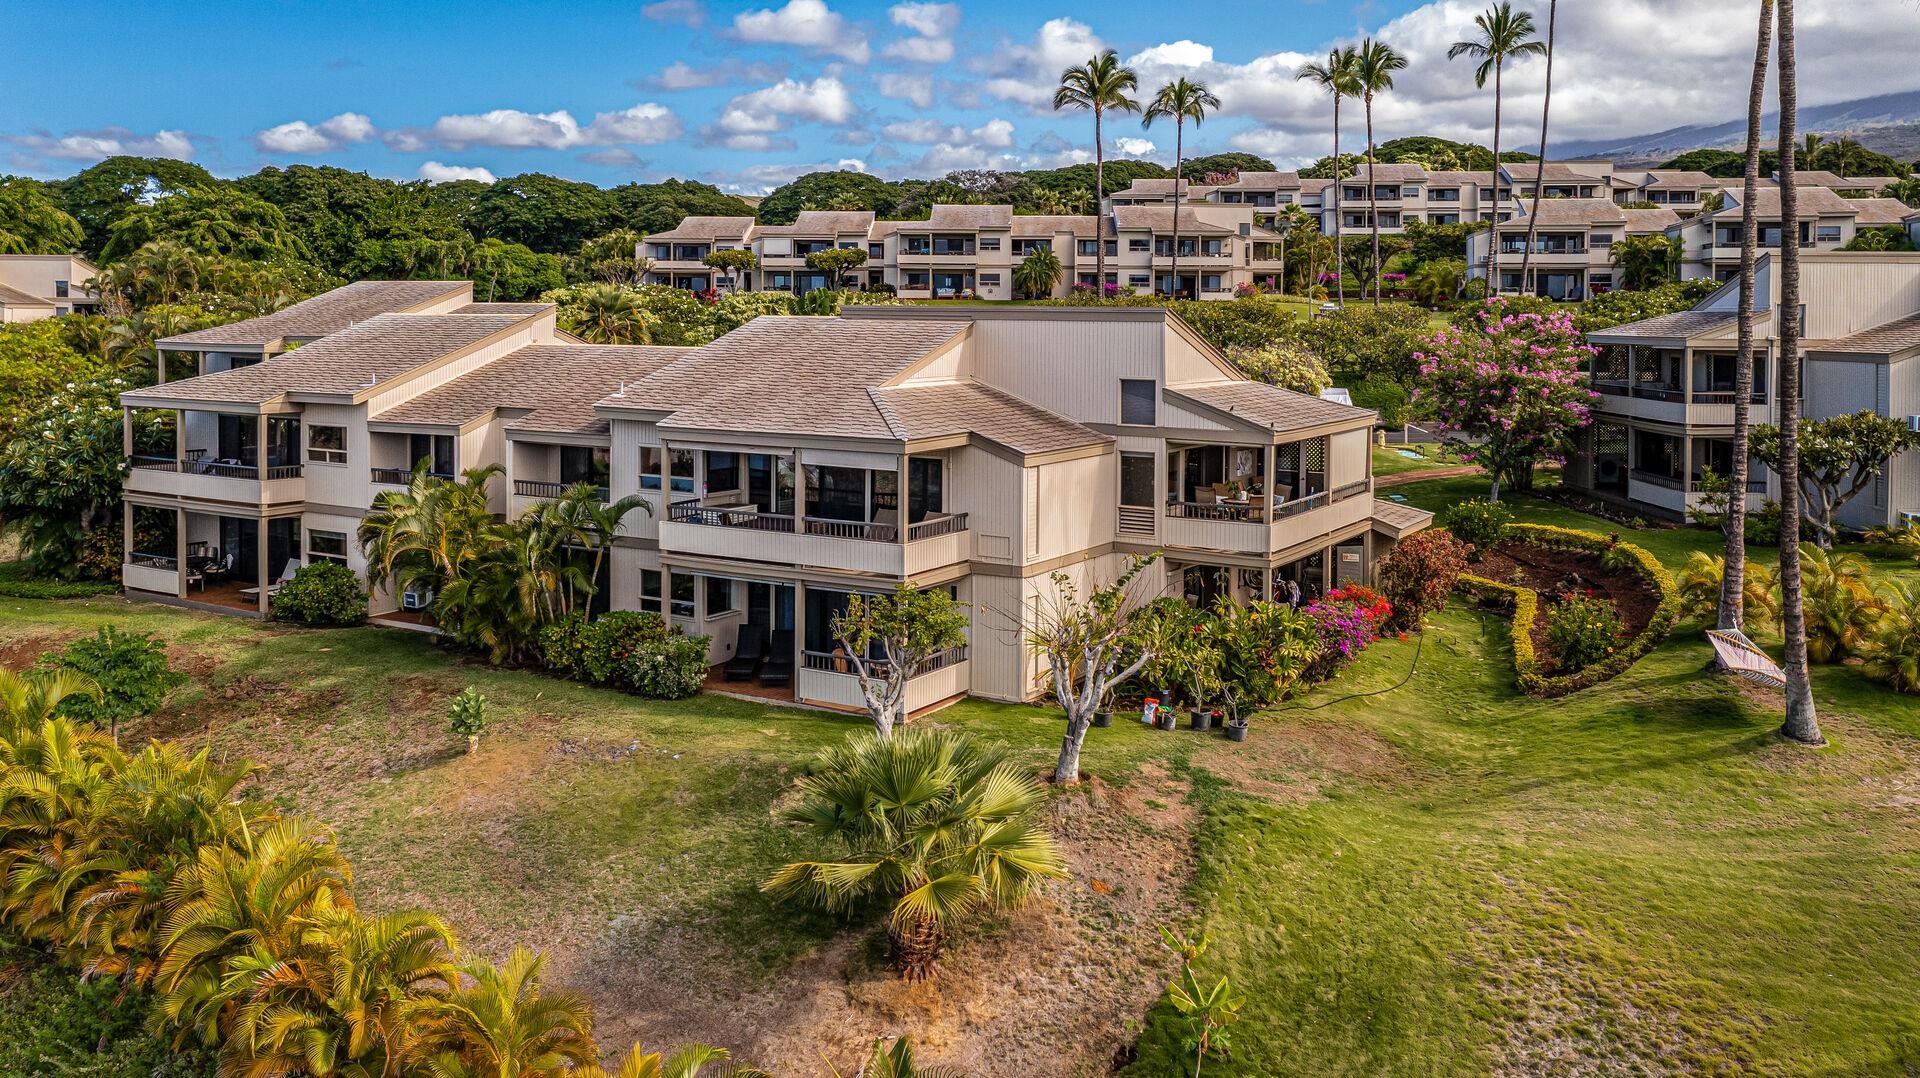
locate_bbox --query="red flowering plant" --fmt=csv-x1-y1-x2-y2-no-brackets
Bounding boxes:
1411,298,1599,503
1302,585,1394,681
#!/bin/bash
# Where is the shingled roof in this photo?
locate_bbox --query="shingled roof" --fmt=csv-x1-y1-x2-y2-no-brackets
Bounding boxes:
1110,206,1235,234
1503,197,1627,229
871,382,1107,455
1587,309,1740,342
1851,198,1917,226
0,282,54,308
375,343,687,431
1813,311,1920,357
645,216,756,242
1167,381,1373,435
1720,185,1861,219
158,280,472,349
754,210,876,236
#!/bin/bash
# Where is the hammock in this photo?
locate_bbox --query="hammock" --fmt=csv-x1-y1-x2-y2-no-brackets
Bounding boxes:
1705,629,1786,691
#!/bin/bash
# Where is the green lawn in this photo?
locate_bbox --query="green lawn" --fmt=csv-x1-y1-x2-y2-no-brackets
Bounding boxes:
1371,443,1462,478
7,475,1920,1073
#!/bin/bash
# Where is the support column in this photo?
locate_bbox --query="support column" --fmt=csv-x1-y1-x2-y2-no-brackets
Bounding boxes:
174,508,187,599
256,412,268,477
791,451,806,534
1681,435,1694,496
122,501,133,567
897,454,910,547
1681,349,1693,406
256,517,270,614
174,409,186,467
122,407,133,457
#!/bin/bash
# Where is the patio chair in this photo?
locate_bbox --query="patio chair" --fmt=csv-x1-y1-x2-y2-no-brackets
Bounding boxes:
868,508,898,542
723,624,769,682
760,629,794,687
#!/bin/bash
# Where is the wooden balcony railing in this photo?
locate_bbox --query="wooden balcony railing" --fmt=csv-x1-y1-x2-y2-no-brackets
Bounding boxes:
130,455,299,480
802,645,969,677
906,513,968,541
515,479,608,502
129,552,178,570
669,499,796,532
370,467,411,485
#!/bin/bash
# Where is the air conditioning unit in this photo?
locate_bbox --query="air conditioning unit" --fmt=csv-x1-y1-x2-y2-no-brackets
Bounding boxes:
1907,415,1920,433
401,588,435,611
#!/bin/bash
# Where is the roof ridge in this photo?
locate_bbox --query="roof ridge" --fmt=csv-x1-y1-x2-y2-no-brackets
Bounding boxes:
866,386,910,440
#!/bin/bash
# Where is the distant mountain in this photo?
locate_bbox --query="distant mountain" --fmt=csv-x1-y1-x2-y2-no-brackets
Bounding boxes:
1551,89,1920,165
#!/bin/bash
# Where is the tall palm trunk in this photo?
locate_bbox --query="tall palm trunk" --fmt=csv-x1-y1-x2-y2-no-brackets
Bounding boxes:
1721,0,1775,637
1332,96,1345,309
1518,0,1557,297
1774,0,1822,745
1488,59,1504,295
1365,94,1381,307
1171,117,1184,299
1094,108,1107,293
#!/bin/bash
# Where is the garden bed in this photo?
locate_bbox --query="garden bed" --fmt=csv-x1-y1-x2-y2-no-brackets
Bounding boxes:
1457,524,1679,696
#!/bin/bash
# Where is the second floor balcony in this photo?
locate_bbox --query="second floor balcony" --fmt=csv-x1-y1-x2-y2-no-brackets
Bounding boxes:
1131,437,1375,556
124,407,304,504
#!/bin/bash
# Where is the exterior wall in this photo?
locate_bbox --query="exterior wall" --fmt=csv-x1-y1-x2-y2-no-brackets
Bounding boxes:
0,255,96,310
1029,453,1116,561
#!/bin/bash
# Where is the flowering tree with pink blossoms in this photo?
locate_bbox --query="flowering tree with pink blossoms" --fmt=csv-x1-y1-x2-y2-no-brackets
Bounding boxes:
1413,299,1598,502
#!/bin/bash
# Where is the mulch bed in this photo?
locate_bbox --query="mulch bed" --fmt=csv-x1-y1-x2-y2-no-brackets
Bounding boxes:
1472,539,1662,674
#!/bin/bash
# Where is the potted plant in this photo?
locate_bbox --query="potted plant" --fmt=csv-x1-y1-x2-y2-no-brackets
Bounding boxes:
1222,708,1250,742
1092,686,1115,728
1211,596,1319,746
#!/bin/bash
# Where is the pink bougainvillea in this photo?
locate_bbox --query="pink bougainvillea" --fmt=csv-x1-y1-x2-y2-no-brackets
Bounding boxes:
1411,298,1599,502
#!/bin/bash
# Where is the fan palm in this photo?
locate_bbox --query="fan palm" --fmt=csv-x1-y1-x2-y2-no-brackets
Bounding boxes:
1352,39,1408,307
1295,48,1361,308
153,817,355,1049
1448,3,1546,296
565,284,652,345
763,729,1067,980
1143,78,1221,300
405,947,597,1078
1052,50,1140,293
1012,246,1064,299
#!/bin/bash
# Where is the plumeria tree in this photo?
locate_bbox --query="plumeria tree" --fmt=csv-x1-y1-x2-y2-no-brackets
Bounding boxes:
0,376,164,580
1027,554,1162,784
831,585,971,739
1413,300,1598,501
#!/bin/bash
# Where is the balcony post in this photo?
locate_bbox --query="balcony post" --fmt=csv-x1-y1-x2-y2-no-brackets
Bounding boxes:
256,517,269,614
174,508,187,599
1681,348,1693,407
122,501,132,566
791,451,806,532
1264,443,1277,524
175,408,186,467
898,455,909,547
122,407,133,457
256,411,267,476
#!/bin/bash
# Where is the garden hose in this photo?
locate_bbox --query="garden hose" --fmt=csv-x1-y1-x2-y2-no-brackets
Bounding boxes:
1269,627,1424,714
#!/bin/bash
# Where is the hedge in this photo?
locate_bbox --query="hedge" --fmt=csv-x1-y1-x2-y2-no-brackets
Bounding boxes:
0,562,118,599
1457,523,1680,696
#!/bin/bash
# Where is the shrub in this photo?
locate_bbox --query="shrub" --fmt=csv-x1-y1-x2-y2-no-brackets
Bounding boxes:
1545,591,1625,672
538,610,592,680
1349,375,1410,429
579,610,673,684
449,687,488,753
269,561,368,626
42,625,185,737
1744,500,1785,547
1226,340,1330,394
1302,585,1393,680
1675,551,1782,628
1864,582,1920,693
1439,499,1513,560
1375,530,1471,632
621,632,710,698
543,610,711,698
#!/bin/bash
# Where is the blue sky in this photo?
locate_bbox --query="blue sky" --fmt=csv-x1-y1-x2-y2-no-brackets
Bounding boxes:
5,0,1916,192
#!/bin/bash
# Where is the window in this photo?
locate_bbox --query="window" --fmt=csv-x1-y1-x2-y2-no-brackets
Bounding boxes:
1128,274,1150,287
907,456,943,521
1816,225,1842,243
559,445,609,488
1119,453,1155,507
1591,232,1615,247
1129,238,1150,252
306,530,348,565
978,272,1000,286
705,576,734,617
639,445,662,490
705,451,740,492
670,571,696,619
670,448,696,493
408,433,454,477
1119,379,1157,425
979,237,1001,251
639,569,663,613
307,425,346,465
868,243,884,258
54,280,69,298
1202,274,1222,292
905,271,931,289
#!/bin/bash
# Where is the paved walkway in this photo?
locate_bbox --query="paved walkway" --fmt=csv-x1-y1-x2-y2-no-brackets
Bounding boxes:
1376,464,1483,489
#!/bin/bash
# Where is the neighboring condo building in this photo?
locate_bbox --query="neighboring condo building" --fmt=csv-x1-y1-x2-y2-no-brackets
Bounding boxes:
0,254,100,322
1570,251,1920,531
1463,199,1682,299
117,283,1429,712
1668,186,1906,282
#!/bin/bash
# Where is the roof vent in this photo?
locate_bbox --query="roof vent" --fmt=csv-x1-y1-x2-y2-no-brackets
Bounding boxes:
614,382,628,397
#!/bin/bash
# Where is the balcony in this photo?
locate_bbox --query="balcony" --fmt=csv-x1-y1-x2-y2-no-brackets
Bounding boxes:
514,478,609,502
126,452,304,504
797,645,970,712
1160,481,1374,556
661,498,970,577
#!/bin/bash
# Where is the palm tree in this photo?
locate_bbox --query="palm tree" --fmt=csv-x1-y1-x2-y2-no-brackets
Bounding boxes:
1013,246,1064,299
358,463,501,599
1801,131,1824,169
1352,39,1408,307
1143,78,1222,300
405,947,598,1078
763,729,1067,980
1773,0,1822,746
1296,48,1361,308
582,1043,771,1078
1449,3,1546,296
1721,0,1776,641
1053,51,1140,295
0,668,99,737
1516,0,1558,296
838,1037,968,1078
566,284,652,345
0,716,121,948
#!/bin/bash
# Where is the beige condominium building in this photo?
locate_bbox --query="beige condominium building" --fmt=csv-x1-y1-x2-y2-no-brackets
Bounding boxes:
0,254,100,322
640,216,757,292
1464,199,1681,299
1669,186,1914,282
1571,251,1920,530
118,284,1430,712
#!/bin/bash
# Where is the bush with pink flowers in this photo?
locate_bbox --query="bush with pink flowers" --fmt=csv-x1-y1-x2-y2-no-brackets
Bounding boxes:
1302,584,1394,680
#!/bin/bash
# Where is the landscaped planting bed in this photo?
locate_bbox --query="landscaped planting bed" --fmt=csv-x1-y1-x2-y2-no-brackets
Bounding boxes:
1458,523,1680,695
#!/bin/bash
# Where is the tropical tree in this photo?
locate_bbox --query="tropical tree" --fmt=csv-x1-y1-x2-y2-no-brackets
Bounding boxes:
0,668,100,736
559,283,652,345
1722,0,1776,639
1609,233,1680,290
1352,39,1408,307
1296,48,1361,307
1013,246,1064,299
570,229,650,285
582,1043,771,1078
405,947,597,1077
804,246,868,287
1752,412,1920,548
1773,0,1821,746
831,584,971,739
1449,4,1546,296
1053,50,1141,293
702,248,759,290
1864,580,1920,693
0,177,85,254
1408,258,1466,306
358,463,501,600
1677,551,1781,628
1143,78,1222,299
763,729,1067,979
838,1037,967,1078
1797,544,1882,664
1027,554,1162,784
1516,0,1559,293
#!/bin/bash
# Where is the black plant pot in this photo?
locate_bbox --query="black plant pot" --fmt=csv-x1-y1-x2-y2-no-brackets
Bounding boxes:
1155,710,1178,731
1224,719,1249,743
1188,707,1213,731
1092,710,1113,728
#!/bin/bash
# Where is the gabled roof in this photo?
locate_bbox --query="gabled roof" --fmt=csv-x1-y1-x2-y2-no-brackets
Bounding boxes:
1110,206,1235,235
1167,381,1372,435
1343,163,1427,183
1423,170,1496,186
1631,169,1717,188
1851,197,1916,226
1587,309,1739,342
869,382,1108,454
1502,161,1609,184
375,343,686,431
1622,207,1683,233
157,280,473,349
645,216,756,242
124,312,533,407
1719,185,1860,219
1504,197,1627,228
1215,171,1301,189
754,210,876,236
922,204,1015,230
1813,311,1920,358
1010,214,1101,237
597,315,967,440
0,282,55,308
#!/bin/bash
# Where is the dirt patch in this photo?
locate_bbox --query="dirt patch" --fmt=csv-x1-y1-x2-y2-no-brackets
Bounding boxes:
0,632,77,672
1474,540,1663,674
1194,718,1416,804
561,762,1198,1076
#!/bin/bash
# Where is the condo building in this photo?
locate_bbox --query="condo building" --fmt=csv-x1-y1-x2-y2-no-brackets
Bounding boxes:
117,284,1429,711
0,254,100,322
1570,251,1920,530
1668,186,1911,282
1463,199,1682,299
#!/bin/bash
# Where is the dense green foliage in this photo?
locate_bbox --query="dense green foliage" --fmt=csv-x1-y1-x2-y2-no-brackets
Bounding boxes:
539,609,711,698
269,561,370,626
0,377,164,580
42,624,185,734
0,176,85,254
1439,498,1514,558
0,940,215,1077
0,320,104,443
1545,590,1626,671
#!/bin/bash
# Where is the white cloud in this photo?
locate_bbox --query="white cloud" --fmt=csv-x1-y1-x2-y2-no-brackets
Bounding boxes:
974,17,1105,110
709,76,854,146
8,127,196,162
388,102,681,151
876,73,934,109
883,1,959,63
708,157,867,194
642,0,705,28
732,0,869,63
882,119,960,144
253,112,375,154
971,118,1015,148
418,161,495,184
1113,137,1156,157
639,59,784,91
